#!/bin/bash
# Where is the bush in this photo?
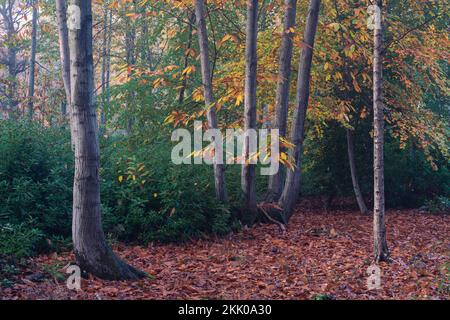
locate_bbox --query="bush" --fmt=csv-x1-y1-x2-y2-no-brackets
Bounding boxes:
99,134,235,243
0,120,73,258
0,223,44,259
422,196,450,214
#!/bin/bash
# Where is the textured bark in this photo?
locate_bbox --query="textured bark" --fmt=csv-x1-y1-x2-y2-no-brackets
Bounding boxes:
278,0,321,221
69,0,144,280
27,1,38,119
266,0,297,202
372,0,389,262
194,0,228,202
241,0,259,223
346,129,368,214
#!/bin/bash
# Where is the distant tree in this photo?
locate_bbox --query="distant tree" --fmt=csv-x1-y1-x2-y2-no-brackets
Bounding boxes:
0,0,28,116
27,0,38,119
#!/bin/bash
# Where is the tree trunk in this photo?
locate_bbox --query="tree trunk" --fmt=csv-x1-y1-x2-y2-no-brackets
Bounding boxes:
346,129,368,214
194,0,228,202
55,0,75,143
68,0,145,280
372,0,389,262
241,0,259,224
100,4,108,127
178,11,194,104
278,0,321,221
125,2,136,134
266,0,297,202
55,0,71,114
105,8,112,107
27,1,38,120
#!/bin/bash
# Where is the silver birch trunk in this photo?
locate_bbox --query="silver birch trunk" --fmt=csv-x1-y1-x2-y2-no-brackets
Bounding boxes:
373,0,389,262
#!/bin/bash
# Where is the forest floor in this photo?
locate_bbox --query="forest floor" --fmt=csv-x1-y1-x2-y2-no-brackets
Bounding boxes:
1,200,449,300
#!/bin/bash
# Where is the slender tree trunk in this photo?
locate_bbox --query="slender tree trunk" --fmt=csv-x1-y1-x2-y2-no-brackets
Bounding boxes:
105,8,112,107
140,4,152,70
55,0,71,114
68,0,145,280
346,129,368,214
372,0,389,262
278,0,321,221
5,20,18,116
178,11,194,104
266,0,297,202
55,0,75,141
125,2,136,134
100,4,108,127
241,0,259,223
27,1,38,120
194,0,228,202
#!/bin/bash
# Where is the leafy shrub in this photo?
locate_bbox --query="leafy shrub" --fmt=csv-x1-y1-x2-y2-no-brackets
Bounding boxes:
0,120,73,258
99,134,235,243
422,196,450,214
0,224,44,259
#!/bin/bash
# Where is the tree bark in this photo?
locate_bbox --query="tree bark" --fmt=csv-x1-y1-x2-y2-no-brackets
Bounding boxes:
68,0,145,280
278,0,321,221
346,129,368,214
55,0,71,114
266,0,297,202
27,0,38,119
241,0,259,223
372,0,389,262
194,0,228,202
55,0,75,142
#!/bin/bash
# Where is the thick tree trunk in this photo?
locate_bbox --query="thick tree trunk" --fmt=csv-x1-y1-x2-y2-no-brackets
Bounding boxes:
68,0,145,280
278,0,321,221
27,1,38,119
346,129,368,214
194,0,228,202
241,0,259,224
266,0,297,202
372,0,389,262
